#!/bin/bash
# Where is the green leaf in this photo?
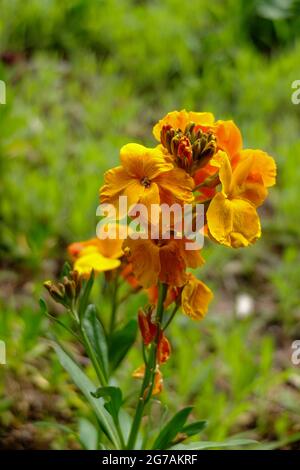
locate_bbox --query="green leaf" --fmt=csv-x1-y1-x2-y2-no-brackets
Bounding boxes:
152,407,193,450
181,420,207,438
79,418,98,450
253,432,300,450
92,386,122,424
171,438,258,450
52,341,120,449
82,304,109,381
108,320,138,372
78,270,94,319
39,298,48,314
35,421,76,436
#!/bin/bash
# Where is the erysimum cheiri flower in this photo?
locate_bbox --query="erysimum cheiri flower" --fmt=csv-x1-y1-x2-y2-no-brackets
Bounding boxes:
123,234,204,288
206,150,270,247
68,232,123,277
100,143,194,214
154,109,276,248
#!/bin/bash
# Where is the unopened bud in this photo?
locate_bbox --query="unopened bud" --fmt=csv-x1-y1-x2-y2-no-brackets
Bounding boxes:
44,281,66,304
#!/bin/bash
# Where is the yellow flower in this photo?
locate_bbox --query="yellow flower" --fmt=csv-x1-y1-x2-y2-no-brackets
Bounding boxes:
100,143,194,213
206,150,273,248
124,236,204,288
181,274,213,320
68,235,123,277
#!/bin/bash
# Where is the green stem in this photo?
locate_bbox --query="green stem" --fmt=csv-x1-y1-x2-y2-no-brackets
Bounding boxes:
109,277,119,335
163,304,179,331
126,283,168,450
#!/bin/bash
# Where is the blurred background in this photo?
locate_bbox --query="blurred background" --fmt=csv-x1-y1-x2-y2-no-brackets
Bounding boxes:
1,0,300,450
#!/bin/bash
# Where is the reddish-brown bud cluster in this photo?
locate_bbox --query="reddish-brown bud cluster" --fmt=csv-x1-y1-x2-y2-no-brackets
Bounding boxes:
160,122,217,174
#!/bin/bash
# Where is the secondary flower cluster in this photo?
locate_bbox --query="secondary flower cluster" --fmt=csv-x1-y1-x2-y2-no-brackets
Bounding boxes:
66,109,276,393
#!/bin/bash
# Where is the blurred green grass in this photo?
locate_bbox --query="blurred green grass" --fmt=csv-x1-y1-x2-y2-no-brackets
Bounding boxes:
1,0,300,449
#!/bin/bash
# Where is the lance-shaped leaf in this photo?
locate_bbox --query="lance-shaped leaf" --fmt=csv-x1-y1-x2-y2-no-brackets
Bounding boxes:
152,407,193,450
78,270,94,319
181,420,207,438
171,438,258,450
79,418,98,450
82,304,109,382
52,342,120,449
108,320,138,372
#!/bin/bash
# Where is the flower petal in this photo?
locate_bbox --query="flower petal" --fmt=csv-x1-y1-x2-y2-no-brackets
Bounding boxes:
181,275,213,320
100,166,134,205
156,167,194,205
214,120,242,157
207,192,261,248
120,143,173,180
240,149,276,187
159,240,187,286
153,109,215,141
74,249,121,276
125,239,160,288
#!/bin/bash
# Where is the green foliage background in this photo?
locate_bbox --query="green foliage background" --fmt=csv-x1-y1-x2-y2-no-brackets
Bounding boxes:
0,0,300,449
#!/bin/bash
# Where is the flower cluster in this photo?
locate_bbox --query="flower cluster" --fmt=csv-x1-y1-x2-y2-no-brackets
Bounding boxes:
66,109,276,394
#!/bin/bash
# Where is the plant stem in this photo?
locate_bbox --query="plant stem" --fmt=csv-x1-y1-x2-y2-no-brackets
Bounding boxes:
163,304,179,331
109,276,119,335
126,283,168,450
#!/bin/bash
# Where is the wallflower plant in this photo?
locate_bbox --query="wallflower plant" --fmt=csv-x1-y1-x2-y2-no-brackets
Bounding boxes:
42,110,276,450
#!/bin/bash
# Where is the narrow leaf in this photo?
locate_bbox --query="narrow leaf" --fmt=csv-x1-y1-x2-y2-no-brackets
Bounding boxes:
52,341,120,448
152,407,193,450
79,418,98,450
181,420,207,438
171,438,258,450
78,270,94,319
61,262,72,277
108,320,138,372
82,304,109,380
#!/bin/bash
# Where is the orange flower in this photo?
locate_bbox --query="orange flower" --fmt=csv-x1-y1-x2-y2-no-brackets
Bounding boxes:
100,143,194,214
181,274,213,320
68,233,123,277
153,110,242,175
153,110,215,141
124,236,204,288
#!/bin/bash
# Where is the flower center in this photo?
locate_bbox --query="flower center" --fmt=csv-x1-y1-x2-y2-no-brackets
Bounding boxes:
160,121,217,174
141,176,151,188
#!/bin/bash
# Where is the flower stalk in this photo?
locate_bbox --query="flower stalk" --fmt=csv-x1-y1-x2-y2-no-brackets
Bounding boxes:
127,282,168,449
